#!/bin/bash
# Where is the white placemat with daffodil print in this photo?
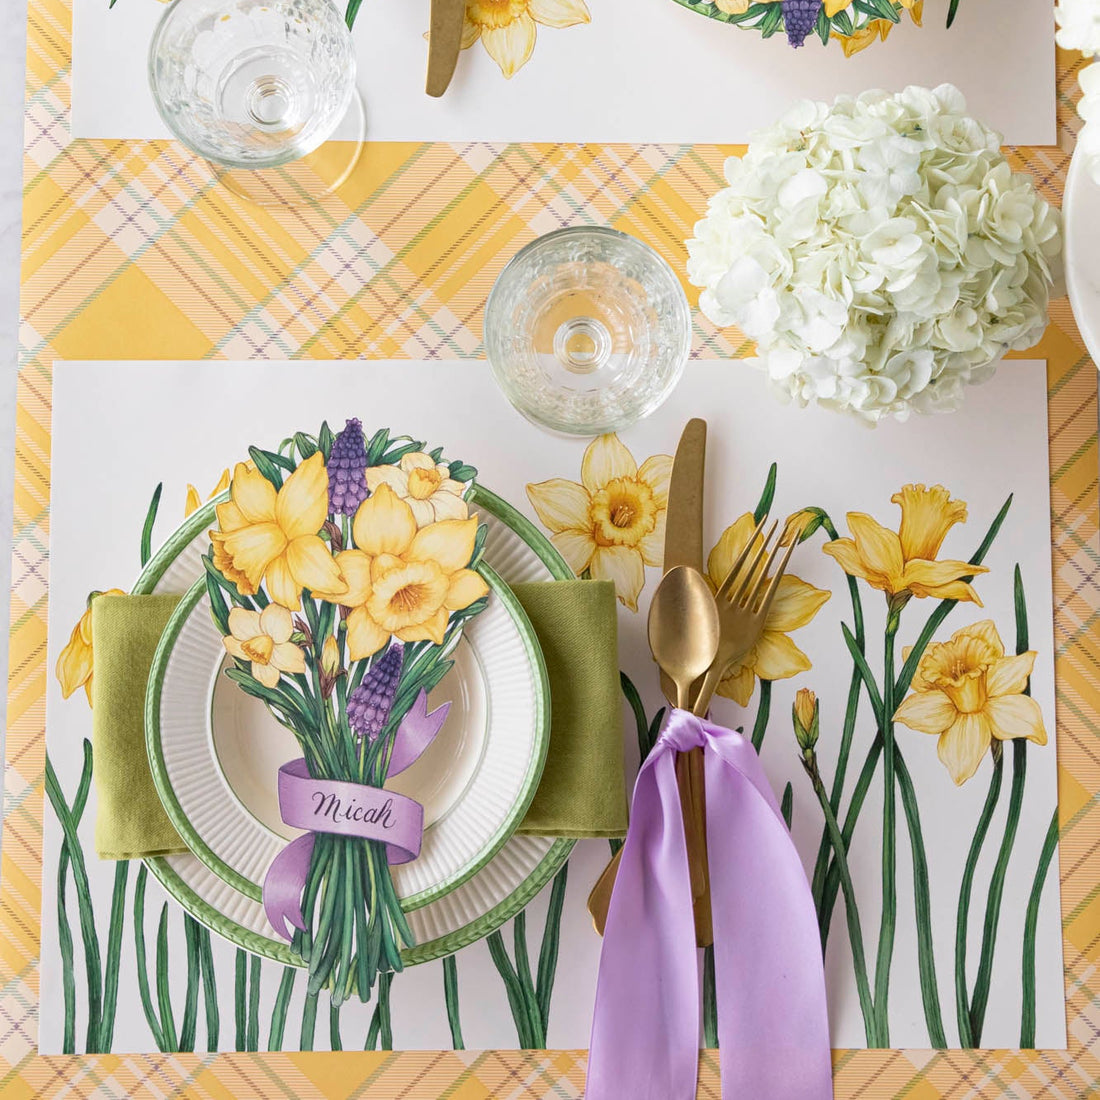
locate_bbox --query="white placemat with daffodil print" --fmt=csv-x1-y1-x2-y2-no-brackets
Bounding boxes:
42,358,1065,1053
71,0,1055,144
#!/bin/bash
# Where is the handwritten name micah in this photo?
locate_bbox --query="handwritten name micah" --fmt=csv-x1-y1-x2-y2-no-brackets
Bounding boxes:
311,790,396,830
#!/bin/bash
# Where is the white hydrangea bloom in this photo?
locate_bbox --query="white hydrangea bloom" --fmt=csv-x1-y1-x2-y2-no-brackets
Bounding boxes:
1056,0,1100,56
687,84,1062,424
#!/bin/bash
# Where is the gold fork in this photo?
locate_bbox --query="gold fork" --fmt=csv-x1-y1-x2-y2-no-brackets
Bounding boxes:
681,513,799,945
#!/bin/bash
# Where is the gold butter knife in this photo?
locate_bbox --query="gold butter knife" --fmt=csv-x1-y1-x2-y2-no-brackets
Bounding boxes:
426,0,467,98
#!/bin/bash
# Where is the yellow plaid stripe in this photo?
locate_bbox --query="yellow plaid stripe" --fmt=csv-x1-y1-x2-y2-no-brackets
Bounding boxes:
4,1,1099,1090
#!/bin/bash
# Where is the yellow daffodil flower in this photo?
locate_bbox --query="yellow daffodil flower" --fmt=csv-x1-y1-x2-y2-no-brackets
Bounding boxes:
185,468,231,518
823,484,986,608
833,17,893,55
223,605,306,689
461,0,591,79
56,589,127,705
894,620,1046,785
332,484,489,660
210,453,346,611
365,452,469,527
824,0,852,15
706,514,830,706
526,434,671,611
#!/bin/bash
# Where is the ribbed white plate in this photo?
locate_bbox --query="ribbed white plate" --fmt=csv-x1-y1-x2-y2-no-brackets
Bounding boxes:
153,561,545,907
139,488,572,963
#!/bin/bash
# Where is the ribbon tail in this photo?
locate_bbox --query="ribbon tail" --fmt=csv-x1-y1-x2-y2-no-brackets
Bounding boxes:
587,746,700,1100
704,740,834,1100
262,833,316,942
386,690,451,778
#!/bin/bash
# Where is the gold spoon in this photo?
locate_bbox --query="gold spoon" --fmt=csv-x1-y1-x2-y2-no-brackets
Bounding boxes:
587,567,718,934
647,565,720,709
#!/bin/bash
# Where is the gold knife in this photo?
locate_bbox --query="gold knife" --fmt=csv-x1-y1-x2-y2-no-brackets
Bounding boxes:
660,419,713,947
587,420,713,940
426,0,467,98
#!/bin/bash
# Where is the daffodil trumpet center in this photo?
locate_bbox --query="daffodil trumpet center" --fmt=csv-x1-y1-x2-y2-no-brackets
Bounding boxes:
368,561,448,633
467,0,529,29
590,478,657,549
407,467,443,501
242,635,275,665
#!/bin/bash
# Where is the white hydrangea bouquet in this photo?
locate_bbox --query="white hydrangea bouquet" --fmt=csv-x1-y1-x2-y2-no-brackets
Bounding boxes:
1056,0,1100,184
687,84,1062,424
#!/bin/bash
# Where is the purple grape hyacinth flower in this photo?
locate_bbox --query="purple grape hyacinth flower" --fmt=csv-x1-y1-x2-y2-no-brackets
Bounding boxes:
782,0,821,48
327,417,369,516
348,643,403,742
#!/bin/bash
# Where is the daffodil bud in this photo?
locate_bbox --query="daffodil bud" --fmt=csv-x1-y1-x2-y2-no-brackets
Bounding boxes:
321,635,341,679
793,688,819,753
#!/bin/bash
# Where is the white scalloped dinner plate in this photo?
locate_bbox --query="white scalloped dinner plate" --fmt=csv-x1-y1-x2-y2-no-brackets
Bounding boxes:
136,486,575,966
147,560,548,911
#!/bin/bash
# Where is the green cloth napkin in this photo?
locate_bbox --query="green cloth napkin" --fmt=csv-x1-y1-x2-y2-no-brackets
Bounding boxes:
91,580,627,860
92,594,186,859
513,581,627,838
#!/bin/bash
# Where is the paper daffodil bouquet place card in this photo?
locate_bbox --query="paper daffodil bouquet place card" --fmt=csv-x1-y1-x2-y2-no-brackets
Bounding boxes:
205,419,489,1004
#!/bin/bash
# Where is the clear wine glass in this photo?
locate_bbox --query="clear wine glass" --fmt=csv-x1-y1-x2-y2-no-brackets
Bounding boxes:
149,0,365,205
484,227,691,435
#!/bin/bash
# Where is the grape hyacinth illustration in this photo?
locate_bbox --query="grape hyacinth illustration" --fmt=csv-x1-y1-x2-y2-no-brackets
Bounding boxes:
783,0,821,47
327,417,370,516
348,643,403,743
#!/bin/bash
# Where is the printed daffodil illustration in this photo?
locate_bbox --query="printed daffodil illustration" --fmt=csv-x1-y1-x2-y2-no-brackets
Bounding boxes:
526,433,672,611
706,514,830,705
185,468,230,518
55,589,127,705
223,604,306,688
210,453,346,611
894,620,1046,785
823,484,986,607
365,452,469,527
460,0,591,79
333,484,489,660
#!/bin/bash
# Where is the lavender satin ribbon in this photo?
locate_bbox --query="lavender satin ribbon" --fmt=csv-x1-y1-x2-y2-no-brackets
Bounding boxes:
587,709,833,1100
262,690,450,941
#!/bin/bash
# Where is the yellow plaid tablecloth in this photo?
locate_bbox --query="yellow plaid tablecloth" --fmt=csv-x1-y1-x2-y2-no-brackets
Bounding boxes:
6,0,1100,1092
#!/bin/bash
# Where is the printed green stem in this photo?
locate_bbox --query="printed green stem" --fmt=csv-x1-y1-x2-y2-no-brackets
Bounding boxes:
620,672,652,762
487,930,535,1048
442,956,465,1050
969,740,1027,1045
235,949,247,1051
50,744,93,1054
99,860,129,1052
1021,808,1059,1047
132,865,166,1050
512,912,545,1047
268,967,297,1050
155,905,178,1051
955,747,1003,1047
780,782,793,830
329,1000,343,1051
818,731,883,945
535,865,569,1034
45,750,103,1052
873,610,900,1045
140,483,163,567
895,750,946,1048
751,679,772,753
197,924,220,1050
377,972,394,1049
703,945,718,1049
178,914,201,1052
802,754,877,1046
247,954,262,1051
300,989,319,1051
